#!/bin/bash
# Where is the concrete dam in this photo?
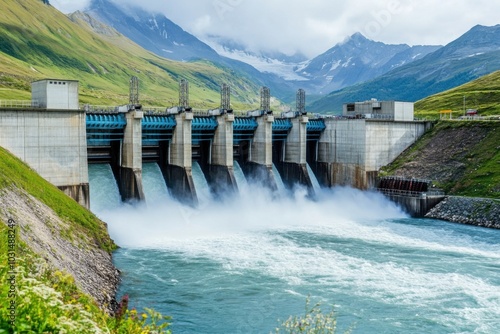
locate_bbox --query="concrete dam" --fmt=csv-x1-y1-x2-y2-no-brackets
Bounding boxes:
0,78,433,213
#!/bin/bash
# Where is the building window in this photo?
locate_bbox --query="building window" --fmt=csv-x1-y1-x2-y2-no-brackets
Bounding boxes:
347,104,355,112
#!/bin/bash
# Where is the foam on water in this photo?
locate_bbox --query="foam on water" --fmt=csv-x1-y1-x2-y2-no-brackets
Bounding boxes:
89,167,500,333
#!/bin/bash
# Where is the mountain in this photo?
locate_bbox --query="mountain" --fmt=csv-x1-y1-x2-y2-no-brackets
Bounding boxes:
310,24,500,113
82,0,296,100
207,33,439,95
299,33,441,94
85,0,218,62
0,0,261,108
83,1,439,101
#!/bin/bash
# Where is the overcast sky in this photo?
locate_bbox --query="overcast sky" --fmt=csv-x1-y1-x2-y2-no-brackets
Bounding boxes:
51,0,500,58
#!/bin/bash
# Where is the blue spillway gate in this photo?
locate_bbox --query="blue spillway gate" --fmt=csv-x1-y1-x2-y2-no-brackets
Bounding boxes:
192,116,218,144
86,113,127,146
272,118,292,141
234,117,258,144
142,115,177,145
86,113,127,129
142,115,177,130
306,119,326,141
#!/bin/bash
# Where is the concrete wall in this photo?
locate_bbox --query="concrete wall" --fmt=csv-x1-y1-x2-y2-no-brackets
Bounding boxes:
250,114,274,167
365,121,428,171
318,119,430,189
284,116,308,164
281,115,313,191
0,109,89,207
245,114,277,190
393,102,414,121
209,113,237,195
164,112,197,206
120,110,145,201
318,120,366,187
170,112,193,168
212,114,234,167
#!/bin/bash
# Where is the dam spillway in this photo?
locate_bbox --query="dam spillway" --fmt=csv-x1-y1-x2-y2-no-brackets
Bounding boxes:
0,78,432,214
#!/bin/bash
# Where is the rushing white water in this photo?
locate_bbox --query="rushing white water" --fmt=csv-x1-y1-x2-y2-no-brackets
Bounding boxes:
88,163,122,212
192,161,212,206
142,163,171,204
306,162,322,193
272,163,287,195
233,161,248,191
88,166,500,334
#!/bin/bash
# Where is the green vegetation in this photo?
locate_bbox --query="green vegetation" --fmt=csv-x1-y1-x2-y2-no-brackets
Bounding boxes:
0,0,261,109
0,146,115,252
381,121,500,198
0,223,171,333
415,70,500,119
274,297,354,334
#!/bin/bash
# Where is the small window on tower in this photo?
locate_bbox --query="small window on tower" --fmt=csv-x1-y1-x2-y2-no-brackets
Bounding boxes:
347,104,355,112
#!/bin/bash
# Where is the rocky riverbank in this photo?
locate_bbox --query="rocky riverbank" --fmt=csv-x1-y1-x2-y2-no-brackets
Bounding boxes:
0,186,120,314
426,196,500,229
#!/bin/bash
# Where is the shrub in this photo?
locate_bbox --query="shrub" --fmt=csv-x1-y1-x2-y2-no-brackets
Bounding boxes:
273,297,354,334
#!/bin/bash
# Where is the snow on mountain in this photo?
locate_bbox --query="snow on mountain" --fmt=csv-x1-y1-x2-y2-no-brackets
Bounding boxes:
207,39,309,81
300,33,441,93
206,32,440,94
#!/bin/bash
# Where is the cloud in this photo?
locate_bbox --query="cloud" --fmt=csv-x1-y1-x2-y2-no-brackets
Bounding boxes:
51,0,500,58
50,0,91,13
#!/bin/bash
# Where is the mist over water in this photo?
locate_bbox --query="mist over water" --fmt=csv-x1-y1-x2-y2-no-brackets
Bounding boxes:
89,164,500,334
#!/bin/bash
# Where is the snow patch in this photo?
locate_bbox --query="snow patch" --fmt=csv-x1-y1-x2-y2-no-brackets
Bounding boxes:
467,52,485,58
329,60,341,72
210,43,309,81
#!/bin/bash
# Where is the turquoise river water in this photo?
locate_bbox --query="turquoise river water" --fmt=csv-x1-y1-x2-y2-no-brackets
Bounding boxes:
89,163,500,334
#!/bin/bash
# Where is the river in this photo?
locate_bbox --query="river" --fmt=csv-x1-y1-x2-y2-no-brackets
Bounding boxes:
89,163,500,333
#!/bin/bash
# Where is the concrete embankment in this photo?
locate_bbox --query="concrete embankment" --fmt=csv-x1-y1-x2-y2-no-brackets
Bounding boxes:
426,196,500,229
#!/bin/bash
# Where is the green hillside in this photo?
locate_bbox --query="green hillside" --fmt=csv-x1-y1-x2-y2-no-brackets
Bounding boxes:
0,0,260,109
381,121,500,198
415,70,500,119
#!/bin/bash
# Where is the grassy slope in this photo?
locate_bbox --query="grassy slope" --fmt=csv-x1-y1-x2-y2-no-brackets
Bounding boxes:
381,121,500,198
415,70,500,119
0,222,171,333
0,146,115,252
0,0,260,109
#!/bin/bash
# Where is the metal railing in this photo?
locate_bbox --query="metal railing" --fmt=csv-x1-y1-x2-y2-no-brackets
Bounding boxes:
0,100,40,108
378,188,445,198
80,104,120,113
142,106,168,114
